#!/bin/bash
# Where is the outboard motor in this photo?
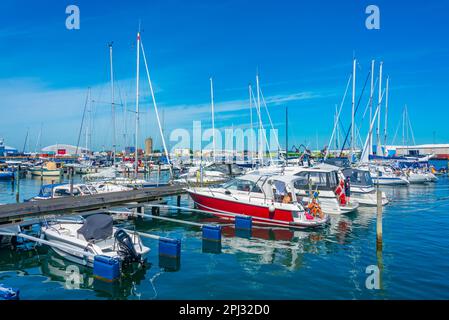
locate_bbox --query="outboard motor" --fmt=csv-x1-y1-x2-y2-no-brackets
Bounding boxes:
114,229,141,265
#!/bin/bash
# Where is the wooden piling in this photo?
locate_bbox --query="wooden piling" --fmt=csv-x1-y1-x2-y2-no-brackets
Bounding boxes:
376,185,383,251
15,169,20,203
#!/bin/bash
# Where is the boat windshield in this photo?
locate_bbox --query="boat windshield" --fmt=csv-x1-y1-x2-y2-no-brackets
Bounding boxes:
343,169,373,187
54,187,79,197
78,185,91,195
294,171,334,190
222,179,262,193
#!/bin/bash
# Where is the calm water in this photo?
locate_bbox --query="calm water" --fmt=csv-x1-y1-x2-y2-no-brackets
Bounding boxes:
1,171,449,299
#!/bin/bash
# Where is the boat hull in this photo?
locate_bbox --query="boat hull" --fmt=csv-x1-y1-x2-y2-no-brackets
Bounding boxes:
29,169,62,177
187,190,328,228
372,177,409,185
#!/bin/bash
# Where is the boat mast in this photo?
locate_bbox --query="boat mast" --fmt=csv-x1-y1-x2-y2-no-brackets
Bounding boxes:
85,88,91,153
334,104,339,150
376,62,383,155
383,76,389,151
135,31,141,176
369,60,375,156
249,84,253,165
351,58,356,155
210,77,216,163
36,122,43,154
285,106,288,165
256,73,263,166
109,42,116,166
140,37,174,179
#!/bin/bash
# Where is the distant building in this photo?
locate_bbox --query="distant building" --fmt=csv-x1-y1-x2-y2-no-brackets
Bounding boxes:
41,144,90,156
386,144,449,159
145,137,153,156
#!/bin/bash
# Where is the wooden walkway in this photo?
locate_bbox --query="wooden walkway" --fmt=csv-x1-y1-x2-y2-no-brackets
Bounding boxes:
0,184,186,224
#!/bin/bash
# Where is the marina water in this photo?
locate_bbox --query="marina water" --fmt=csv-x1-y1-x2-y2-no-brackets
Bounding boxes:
1,164,449,299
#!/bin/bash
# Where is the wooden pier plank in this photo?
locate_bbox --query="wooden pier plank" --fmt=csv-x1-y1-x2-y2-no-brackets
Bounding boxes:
0,184,186,223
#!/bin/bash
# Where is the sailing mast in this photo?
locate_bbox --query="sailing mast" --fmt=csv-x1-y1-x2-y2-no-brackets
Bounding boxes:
140,36,174,179
109,42,116,166
351,58,356,155
36,123,43,154
210,77,216,163
369,60,375,156
383,76,389,151
376,62,383,155
85,88,91,153
249,84,254,165
285,106,288,165
135,32,141,176
256,73,263,165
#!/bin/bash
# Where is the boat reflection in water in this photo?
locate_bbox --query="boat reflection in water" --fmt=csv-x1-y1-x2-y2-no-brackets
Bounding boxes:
200,207,378,271
41,250,149,299
0,246,149,299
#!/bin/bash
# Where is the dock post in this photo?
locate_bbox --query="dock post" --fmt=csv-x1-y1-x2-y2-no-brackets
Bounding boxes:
15,169,20,203
376,185,382,251
177,195,181,207
70,167,74,195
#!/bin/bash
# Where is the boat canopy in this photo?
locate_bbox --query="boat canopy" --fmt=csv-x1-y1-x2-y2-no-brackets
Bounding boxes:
78,214,113,241
38,183,66,197
342,168,373,187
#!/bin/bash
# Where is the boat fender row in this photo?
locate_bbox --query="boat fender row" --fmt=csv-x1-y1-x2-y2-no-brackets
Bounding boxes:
159,237,181,259
202,225,222,242
0,284,20,300
93,255,120,282
235,216,252,231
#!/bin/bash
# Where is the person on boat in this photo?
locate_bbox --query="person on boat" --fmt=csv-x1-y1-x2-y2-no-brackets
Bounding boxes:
344,176,351,203
307,192,323,219
282,192,292,204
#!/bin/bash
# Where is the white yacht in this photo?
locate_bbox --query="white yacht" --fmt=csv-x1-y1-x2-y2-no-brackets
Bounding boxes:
41,214,149,267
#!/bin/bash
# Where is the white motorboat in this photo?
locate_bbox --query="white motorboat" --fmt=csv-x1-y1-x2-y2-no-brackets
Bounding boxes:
89,181,132,193
41,214,150,267
360,164,409,186
30,183,97,200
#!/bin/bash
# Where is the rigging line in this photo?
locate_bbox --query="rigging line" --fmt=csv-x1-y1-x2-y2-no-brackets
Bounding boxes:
339,70,371,157
259,88,281,151
250,86,273,163
324,74,352,159
391,111,403,146
361,77,379,119
407,109,416,146
75,89,90,155
140,38,173,178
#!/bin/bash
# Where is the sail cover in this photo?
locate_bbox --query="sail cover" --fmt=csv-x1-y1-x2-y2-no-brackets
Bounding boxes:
78,214,113,241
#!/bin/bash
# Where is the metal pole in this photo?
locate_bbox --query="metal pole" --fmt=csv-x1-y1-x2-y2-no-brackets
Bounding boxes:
210,77,216,163
376,182,383,251
351,58,356,154
135,32,141,177
109,42,116,167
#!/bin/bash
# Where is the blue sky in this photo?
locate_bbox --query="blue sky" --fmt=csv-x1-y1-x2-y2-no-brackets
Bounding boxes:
0,0,448,152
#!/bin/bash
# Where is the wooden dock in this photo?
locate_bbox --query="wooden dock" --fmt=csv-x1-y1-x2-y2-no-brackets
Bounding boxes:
0,184,187,224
